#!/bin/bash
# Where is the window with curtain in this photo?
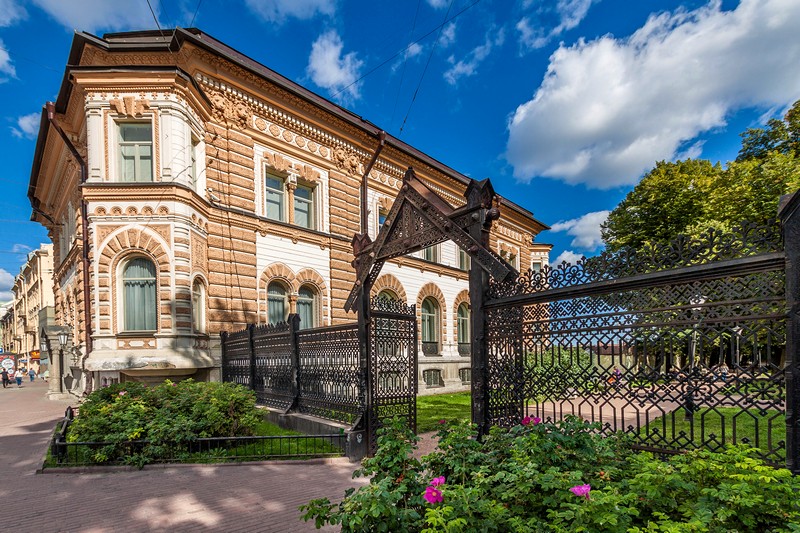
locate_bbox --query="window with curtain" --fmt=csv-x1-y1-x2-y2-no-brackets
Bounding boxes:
122,257,157,331
118,122,153,182
192,279,206,333
457,303,470,344
458,249,470,271
423,245,439,263
296,285,316,330
265,175,285,222
421,297,439,343
267,281,288,325
294,184,314,229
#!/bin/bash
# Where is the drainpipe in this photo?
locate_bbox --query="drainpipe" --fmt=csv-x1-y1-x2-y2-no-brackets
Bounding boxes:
46,102,92,355
361,131,386,235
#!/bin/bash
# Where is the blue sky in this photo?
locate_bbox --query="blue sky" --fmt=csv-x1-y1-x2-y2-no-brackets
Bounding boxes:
1,0,799,301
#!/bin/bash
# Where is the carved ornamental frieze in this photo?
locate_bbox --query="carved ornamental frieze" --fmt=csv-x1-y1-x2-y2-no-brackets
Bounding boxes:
110,97,151,117
208,89,251,129
332,146,364,176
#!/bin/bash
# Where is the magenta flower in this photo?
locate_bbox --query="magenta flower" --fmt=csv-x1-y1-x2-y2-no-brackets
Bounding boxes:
570,484,591,500
423,486,443,504
438,419,447,424
430,476,445,487
521,416,532,426
532,416,542,425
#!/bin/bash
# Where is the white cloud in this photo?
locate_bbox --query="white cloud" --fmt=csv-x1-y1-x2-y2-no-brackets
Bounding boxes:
306,30,363,101
0,268,14,301
245,0,335,22
392,42,424,72
0,38,14,82
31,0,157,32
506,0,800,189
11,244,32,254
551,250,584,267
549,210,609,251
439,22,457,47
0,0,26,27
518,0,597,50
427,0,450,8
444,28,504,85
11,112,40,139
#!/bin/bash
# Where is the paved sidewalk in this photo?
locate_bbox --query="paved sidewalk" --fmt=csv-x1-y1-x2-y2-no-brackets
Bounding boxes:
0,379,368,532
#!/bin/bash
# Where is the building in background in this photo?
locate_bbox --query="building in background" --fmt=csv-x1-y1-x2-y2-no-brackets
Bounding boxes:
0,245,55,379
27,28,550,395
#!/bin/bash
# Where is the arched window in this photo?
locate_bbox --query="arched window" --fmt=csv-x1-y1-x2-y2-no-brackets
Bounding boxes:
457,303,470,354
421,297,439,355
296,284,317,330
122,257,157,331
267,281,288,325
192,279,206,333
378,289,398,301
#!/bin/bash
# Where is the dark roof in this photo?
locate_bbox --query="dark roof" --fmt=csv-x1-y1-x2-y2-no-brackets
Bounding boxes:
34,28,548,232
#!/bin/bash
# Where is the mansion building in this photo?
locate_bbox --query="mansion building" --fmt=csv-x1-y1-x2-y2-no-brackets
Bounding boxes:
28,28,550,394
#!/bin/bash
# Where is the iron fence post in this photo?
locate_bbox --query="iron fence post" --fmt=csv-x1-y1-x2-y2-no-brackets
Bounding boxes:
358,283,373,453
288,313,301,412
220,331,228,382
466,179,495,438
247,324,256,392
780,191,800,474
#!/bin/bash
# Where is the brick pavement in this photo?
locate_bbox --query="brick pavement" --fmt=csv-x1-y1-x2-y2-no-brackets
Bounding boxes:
0,378,369,532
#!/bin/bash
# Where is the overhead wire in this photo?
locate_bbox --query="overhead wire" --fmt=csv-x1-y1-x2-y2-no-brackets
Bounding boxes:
390,0,423,129
332,0,483,99
398,0,456,137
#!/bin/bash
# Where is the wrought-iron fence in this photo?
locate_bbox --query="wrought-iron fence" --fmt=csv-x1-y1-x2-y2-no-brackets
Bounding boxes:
484,220,796,469
222,316,362,425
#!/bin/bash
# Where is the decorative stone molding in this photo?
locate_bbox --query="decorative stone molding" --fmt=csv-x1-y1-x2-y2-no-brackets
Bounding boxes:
378,197,393,212
371,273,407,303
97,227,170,334
332,145,364,176
208,88,251,130
190,231,208,278
109,97,151,117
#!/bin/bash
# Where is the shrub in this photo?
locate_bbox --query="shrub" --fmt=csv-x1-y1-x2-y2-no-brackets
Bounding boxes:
67,380,260,465
301,416,800,532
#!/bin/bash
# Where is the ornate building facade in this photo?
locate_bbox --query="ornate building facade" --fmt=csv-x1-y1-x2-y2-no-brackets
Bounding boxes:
28,29,550,395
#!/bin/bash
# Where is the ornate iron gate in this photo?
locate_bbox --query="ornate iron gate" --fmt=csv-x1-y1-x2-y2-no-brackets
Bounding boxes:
367,296,418,451
483,220,796,468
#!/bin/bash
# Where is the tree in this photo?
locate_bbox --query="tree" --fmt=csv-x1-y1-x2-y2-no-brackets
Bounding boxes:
603,100,800,252
737,100,800,161
601,159,720,252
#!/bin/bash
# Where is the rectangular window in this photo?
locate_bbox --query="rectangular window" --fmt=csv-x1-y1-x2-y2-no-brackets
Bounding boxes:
458,249,470,271
531,261,542,273
294,184,314,229
423,246,439,263
265,175,285,222
190,137,199,189
378,210,388,228
118,123,153,182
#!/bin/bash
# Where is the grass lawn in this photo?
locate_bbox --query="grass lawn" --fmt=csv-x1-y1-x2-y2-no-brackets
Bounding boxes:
416,391,471,433
639,407,785,461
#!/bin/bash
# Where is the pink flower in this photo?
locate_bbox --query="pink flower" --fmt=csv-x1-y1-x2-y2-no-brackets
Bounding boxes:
521,416,532,426
430,476,445,487
532,416,541,425
118,391,127,396
438,419,447,424
570,484,591,500
423,486,443,504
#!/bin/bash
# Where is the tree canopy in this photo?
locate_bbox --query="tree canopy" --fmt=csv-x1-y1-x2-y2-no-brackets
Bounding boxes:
602,100,800,253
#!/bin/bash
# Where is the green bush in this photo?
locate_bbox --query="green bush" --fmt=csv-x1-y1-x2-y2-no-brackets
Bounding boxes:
67,380,260,465
301,416,800,532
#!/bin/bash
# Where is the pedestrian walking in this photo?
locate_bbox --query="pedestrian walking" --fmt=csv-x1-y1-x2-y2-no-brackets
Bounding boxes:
28,368,36,382
14,368,25,387
1,368,9,388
